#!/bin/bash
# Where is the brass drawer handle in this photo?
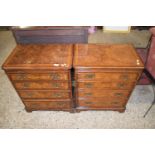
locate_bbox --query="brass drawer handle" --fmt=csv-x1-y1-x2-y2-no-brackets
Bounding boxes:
57,102,64,106
85,93,92,96
85,73,95,79
117,83,125,88
115,93,123,97
85,83,93,88
23,83,30,88
121,74,129,80
51,83,60,88
26,92,33,98
52,93,62,98
50,74,60,80
85,101,93,104
112,101,119,104
17,74,26,80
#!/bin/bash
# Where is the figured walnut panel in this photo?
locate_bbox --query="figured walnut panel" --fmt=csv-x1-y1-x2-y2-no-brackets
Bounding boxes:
76,72,139,82
77,89,131,98
14,81,69,90
73,44,144,68
2,44,73,70
24,100,71,110
77,98,126,108
9,72,68,81
77,81,135,89
18,90,71,99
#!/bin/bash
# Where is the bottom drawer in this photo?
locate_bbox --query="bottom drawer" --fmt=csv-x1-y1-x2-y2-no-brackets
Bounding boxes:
77,98,127,108
18,90,71,99
24,100,72,110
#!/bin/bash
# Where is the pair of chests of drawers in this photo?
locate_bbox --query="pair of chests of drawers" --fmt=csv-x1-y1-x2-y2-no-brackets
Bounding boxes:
74,70,140,109
3,44,144,112
7,71,72,111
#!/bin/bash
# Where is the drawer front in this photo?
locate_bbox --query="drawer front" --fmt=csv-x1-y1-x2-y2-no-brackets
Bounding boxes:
77,81,134,89
77,72,139,82
9,73,68,81
24,100,71,109
77,90,131,98
18,90,71,99
77,98,126,108
14,81,69,90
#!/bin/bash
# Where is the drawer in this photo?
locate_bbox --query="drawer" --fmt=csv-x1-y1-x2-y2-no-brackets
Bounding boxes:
14,81,69,90
9,72,68,81
77,81,134,89
77,90,131,98
24,100,71,110
77,98,126,108
77,72,139,82
18,90,71,99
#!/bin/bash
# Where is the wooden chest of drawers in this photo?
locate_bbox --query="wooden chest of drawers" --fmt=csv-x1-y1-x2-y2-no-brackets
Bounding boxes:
2,44,73,112
73,44,144,112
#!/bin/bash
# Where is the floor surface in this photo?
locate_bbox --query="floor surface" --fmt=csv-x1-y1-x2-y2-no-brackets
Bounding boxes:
89,29,151,48
0,31,155,128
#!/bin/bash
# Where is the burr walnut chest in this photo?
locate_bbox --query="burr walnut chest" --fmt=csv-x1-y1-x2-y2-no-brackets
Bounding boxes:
73,44,144,112
2,44,73,112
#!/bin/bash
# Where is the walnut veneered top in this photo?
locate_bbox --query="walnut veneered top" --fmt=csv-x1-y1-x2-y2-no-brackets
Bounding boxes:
3,44,73,70
73,44,144,69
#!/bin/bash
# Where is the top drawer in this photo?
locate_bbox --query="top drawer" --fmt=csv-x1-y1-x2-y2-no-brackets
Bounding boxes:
9,72,69,81
76,72,139,82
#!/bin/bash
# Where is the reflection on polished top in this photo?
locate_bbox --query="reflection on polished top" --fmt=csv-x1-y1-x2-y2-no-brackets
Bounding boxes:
73,44,144,69
3,44,73,70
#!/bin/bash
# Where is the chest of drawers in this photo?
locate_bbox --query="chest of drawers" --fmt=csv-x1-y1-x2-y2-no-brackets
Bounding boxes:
2,44,73,112
73,44,144,112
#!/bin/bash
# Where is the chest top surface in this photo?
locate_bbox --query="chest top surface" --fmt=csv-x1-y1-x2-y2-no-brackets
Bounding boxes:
3,44,73,70
73,44,144,69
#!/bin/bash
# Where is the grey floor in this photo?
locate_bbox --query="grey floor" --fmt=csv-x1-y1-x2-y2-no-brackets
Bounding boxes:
89,29,151,48
0,31,155,128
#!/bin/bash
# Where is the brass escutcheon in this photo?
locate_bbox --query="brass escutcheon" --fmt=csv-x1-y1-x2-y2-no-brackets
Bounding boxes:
85,101,93,104
112,101,119,104
85,73,95,79
121,74,129,80
85,83,93,88
23,83,30,88
52,93,62,98
26,92,33,98
17,74,26,80
85,93,92,96
117,83,125,88
52,83,60,88
50,73,60,80
57,102,64,106
115,92,123,97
